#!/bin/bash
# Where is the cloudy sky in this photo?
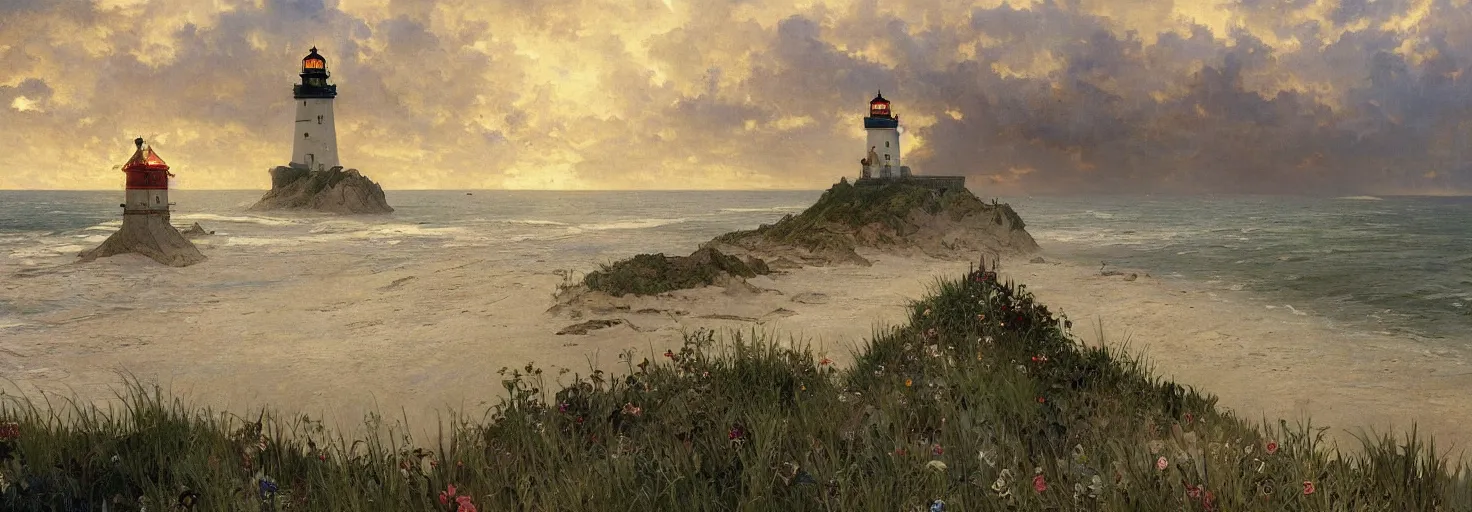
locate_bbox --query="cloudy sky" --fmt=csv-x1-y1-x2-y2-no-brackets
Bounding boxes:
3,0,1471,194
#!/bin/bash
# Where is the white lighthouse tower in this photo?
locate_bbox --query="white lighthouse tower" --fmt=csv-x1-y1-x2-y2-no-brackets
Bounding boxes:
860,91,910,179
290,47,339,172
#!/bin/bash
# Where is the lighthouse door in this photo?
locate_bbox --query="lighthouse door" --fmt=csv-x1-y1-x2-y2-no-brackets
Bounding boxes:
306,154,316,172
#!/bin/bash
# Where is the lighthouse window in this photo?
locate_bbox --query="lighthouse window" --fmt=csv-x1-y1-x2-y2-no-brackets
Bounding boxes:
317,115,323,124
885,142,890,147
304,133,310,138
885,154,891,160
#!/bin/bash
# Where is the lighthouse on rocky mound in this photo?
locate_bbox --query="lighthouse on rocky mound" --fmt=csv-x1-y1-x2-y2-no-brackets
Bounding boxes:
291,47,339,173
861,91,911,180
78,138,206,267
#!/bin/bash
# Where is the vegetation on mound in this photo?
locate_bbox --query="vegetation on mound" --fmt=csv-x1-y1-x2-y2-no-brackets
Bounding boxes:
581,247,771,297
713,180,1026,252
3,263,1470,510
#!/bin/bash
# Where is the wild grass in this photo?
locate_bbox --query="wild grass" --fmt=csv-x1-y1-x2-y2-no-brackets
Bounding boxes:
2,262,1469,511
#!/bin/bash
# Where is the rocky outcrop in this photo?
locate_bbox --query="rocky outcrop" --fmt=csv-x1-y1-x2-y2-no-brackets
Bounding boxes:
179,222,214,239
706,180,1039,267
248,165,394,214
78,215,206,267
580,247,771,297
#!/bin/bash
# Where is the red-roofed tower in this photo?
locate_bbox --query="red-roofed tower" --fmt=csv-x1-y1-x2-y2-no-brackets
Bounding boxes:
121,137,174,219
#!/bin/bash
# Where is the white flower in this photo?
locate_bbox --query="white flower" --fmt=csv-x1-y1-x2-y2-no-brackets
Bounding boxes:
926,460,948,472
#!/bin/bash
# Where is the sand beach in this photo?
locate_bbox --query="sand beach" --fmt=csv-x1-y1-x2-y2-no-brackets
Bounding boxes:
3,234,1469,455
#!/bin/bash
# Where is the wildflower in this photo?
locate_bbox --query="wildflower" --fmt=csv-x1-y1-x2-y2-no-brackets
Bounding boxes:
1156,456,1169,470
1033,474,1047,493
0,422,18,441
819,357,832,366
1036,397,1045,404
927,460,948,472
1265,441,1279,455
932,444,944,456
456,495,478,512
621,403,642,417
557,402,569,413
664,350,675,359
1185,412,1194,425
906,379,914,387
1302,481,1316,495
728,426,746,442
1187,484,1202,499
978,449,997,467
258,478,279,500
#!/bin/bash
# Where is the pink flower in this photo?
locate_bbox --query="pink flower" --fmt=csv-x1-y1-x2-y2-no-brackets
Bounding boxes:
439,484,457,505
456,495,478,512
1032,474,1047,493
1156,456,1169,470
818,357,833,366
1302,481,1316,495
1187,484,1202,499
1266,441,1279,455
931,444,944,456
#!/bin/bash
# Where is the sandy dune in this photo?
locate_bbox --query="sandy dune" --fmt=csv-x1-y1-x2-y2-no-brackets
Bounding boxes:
3,243,1469,456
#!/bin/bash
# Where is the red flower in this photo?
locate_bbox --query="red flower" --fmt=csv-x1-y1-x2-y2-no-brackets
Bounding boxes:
1032,474,1047,493
1266,441,1279,455
819,357,832,366
1036,397,1046,404
439,484,458,505
1185,412,1194,425
895,448,907,456
1302,481,1316,495
0,422,18,441
1187,484,1202,499
456,495,478,512
664,350,675,359
931,444,944,456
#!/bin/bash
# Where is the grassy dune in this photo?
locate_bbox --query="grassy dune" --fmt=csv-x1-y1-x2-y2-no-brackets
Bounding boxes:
2,263,1470,510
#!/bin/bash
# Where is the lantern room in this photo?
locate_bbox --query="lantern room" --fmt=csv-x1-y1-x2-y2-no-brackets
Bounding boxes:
869,91,892,118
302,47,327,73
295,46,337,99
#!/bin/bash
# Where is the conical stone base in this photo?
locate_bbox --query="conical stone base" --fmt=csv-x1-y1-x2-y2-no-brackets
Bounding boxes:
78,214,207,267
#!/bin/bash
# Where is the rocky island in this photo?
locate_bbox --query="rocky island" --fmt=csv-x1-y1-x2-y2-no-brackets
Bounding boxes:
78,138,207,267
247,165,394,214
554,180,1039,315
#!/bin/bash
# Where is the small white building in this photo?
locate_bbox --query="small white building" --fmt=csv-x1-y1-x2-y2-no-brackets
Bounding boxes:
860,91,911,179
290,47,340,172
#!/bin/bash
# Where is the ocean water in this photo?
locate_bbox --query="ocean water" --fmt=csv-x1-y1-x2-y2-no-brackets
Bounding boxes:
2,190,1469,342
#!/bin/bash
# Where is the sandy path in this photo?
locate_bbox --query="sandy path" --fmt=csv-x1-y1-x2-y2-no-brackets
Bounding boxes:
3,243,1470,457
